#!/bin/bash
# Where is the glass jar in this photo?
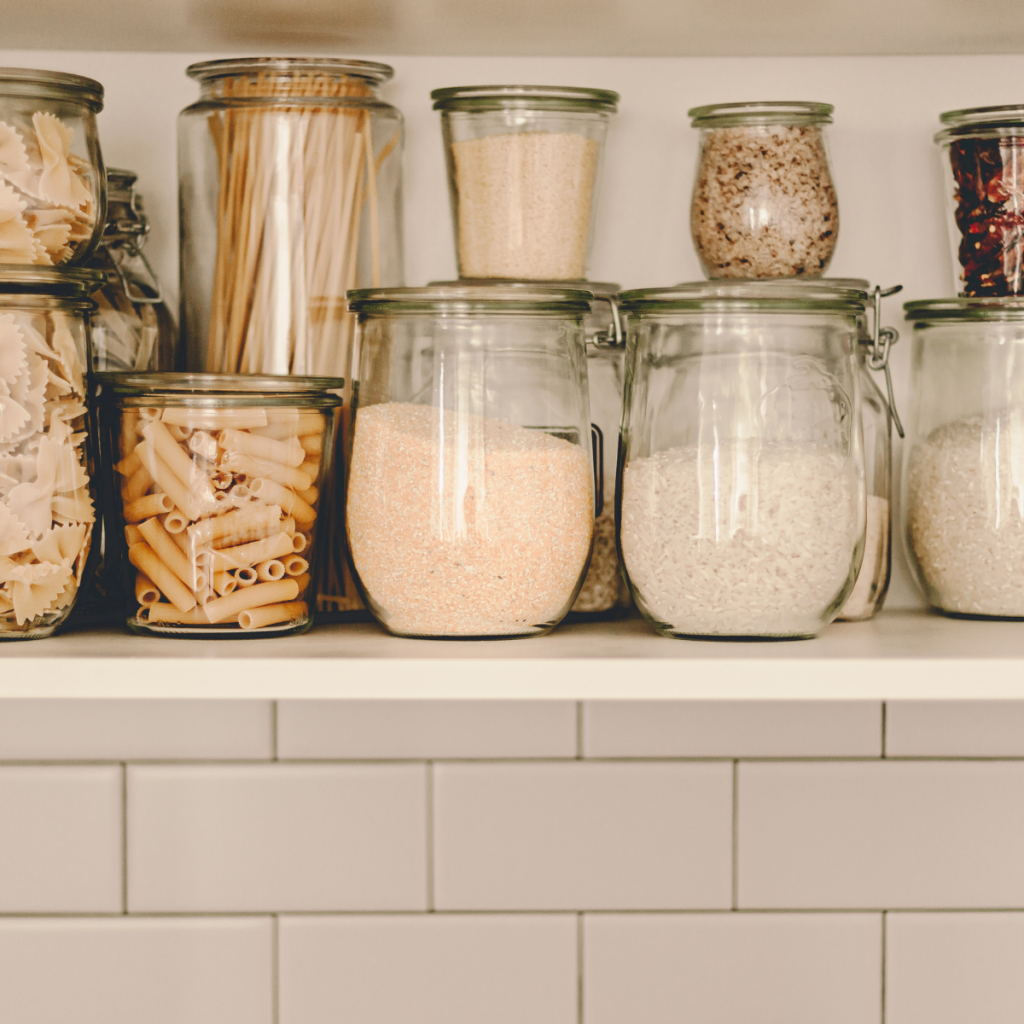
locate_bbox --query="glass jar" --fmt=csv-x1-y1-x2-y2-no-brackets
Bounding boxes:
0,67,105,266
432,86,618,281
96,373,341,637
689,102,839,279
88,168,177,372
179,57,404,377
345,286,595,638
617,281,866,639
903,299,1024,618
0,267,100,638
936,105,1024,297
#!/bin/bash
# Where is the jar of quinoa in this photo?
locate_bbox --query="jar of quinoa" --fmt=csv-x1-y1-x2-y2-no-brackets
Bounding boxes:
689,101,839,279
345,286,596,639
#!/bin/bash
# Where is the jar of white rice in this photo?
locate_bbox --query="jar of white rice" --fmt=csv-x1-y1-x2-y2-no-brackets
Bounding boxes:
344,286,596,639
616,281,868,639
904,298,1024,618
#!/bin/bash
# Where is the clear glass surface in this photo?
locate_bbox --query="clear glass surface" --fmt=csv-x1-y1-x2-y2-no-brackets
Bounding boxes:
617,296,864,639
903,304,1024,617
345,289,595,638
97,374,341,637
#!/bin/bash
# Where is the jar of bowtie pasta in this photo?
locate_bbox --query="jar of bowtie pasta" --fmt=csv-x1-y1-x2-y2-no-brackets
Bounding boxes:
96,373,341,637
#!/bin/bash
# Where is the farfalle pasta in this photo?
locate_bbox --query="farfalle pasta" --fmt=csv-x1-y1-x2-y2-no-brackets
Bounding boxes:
100,375,341,636
0,304,94,637
0,68,104,267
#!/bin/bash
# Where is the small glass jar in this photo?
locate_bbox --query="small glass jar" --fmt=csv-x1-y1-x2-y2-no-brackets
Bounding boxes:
345,286,595,639
936,105,1024,297
88,168,177,372
0,67,106,266
903,299,1024,618
96,373,341,637
617,281,866,639
179,57,404,376
689,102,839,279
432,86,618,281
0,267,100,638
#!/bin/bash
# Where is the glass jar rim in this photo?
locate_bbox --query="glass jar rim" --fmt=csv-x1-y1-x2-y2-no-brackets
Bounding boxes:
936,104,1024,142
428,278,619,299
904,298,1024,323
0,266,104,298
0,67,104,111
348,285,596,316
620,280,866,314
688,101,833,128
187,57,395,86
95,372,345,404
431,84,619,113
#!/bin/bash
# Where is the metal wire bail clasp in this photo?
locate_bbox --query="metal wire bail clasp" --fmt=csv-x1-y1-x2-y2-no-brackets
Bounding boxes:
592,294,624,348
868,284,904,439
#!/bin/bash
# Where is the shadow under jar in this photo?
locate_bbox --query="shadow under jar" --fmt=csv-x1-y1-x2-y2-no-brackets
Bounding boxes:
0,268,101,638
0,67,106,267
689,101,839,280
432,86,618,281
936,105,1024,297
96,373,341,637
345,286,596,639
903,299,1024,618
617,282,866,639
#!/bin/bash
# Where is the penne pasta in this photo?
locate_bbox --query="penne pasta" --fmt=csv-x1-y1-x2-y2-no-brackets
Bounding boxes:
136,440,213,522
135,573,160,606
139,407,161,421
140,422,219,513
167,423,191,441
161,407,269,429
206,531,294,572
281,518,296,536
162,510,188,534
234,567,258,587
249,478,316,526
255,559,286,581
219,428,305,468
299,433,323,455
291,533,308,553
291,572,312,593
124,524,144,546
239,600,308,630
188,431,220,462
139,517,202,591
122,464,154,503
220,451,312,491
128,542,196,612
186,505,282,550
283,555,309,577
295,485,318,506
213,571,238,596
116,449,143,476
203,579,300,623
143,603,230,625
124,492,174,524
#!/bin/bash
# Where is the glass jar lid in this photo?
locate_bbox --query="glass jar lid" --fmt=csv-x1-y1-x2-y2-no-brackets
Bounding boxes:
620,280,865,315
904,297,1024,323
431,85,619,114
936,104,1024,143
187,57,394,87
348,285,596,316
95,372,345,408
688,101,833,129
0,67,103,111
0,266,104,298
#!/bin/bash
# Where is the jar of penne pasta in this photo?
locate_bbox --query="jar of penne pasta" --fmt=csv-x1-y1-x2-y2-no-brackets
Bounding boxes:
95,373,341,637
0,267,101,638
0,67,106,267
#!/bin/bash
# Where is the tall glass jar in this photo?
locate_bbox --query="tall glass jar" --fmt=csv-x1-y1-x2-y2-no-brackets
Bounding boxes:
0,67,106,267
935,105,1024,297
0,267,100,638
179,57,404,378
689,102,839,279
617,281,865,639
903,299,1024,618
88,168,177,373
432,86,618,281
345,286,595,639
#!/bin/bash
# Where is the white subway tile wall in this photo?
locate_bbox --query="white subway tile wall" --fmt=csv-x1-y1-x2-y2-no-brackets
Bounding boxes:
0,765,122,912
0,917,273,1024
1,699,1023,1022
279,914,578,1024
886,913,1024,1024
583,700,882,757
277,699,578,759
127,763,428,912
433,761,733,909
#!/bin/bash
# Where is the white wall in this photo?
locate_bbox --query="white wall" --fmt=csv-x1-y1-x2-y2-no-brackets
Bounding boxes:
5,49,1021,608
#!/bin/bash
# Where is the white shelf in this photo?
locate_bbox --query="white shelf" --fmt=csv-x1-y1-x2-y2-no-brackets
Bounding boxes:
0,610,1019,699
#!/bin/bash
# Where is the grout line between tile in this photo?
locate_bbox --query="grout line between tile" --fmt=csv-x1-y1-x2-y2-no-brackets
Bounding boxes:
881,702,887,758
576,703,583,759
577,913,584,1024
426,762,435,913
121,763,128,914
272,914,280,1024
731,760,739,911
271,702,279,761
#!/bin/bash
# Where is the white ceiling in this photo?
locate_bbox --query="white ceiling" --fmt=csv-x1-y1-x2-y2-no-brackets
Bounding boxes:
3,0,1024,55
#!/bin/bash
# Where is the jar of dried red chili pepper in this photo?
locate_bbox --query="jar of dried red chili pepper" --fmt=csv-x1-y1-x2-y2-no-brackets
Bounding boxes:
937,105,1024,297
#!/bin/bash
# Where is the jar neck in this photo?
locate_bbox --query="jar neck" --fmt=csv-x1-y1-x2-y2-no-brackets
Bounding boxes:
198,71,379,102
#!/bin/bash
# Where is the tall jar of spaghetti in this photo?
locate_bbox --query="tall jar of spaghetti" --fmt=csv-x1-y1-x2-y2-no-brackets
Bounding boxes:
178,57,404,617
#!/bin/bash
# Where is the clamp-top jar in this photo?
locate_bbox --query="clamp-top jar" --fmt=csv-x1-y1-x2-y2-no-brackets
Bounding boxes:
617,280,866,639
689,102,839,280
0,67,105,267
